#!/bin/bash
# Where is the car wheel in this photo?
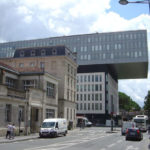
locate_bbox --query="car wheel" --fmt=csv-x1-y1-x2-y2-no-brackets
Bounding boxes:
53,132,57,138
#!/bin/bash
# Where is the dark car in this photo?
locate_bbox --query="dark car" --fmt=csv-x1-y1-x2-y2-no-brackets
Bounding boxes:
125,128,143,141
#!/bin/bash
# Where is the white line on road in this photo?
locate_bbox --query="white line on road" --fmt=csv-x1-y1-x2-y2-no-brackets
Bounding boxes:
107,143,116,148
125,145,139,150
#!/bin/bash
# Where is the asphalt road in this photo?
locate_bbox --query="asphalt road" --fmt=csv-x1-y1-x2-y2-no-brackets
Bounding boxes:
0,127,149,150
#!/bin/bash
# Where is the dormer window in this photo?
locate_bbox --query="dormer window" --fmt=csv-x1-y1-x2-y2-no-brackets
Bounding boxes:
31,50,35,56
20,51,24,57
41,49,46,56
52,48,57,55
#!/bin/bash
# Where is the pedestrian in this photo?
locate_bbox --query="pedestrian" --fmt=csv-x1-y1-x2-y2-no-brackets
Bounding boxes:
11,124,16,139
6,123,12,139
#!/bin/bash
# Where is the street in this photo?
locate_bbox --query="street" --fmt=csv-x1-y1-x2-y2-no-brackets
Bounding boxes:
0,127,149,150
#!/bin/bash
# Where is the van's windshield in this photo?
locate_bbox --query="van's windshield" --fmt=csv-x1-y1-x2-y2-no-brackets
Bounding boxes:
41,122,55,128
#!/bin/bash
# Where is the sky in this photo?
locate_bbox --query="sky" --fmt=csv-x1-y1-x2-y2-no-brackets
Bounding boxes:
0,0,150,107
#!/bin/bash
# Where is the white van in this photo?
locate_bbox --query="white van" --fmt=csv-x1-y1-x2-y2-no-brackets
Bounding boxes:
121,121,136,135
39,118,68,138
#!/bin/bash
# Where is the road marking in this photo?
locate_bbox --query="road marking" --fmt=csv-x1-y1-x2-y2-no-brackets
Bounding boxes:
107,143,116,148
116,139,122,143
126,145,139,150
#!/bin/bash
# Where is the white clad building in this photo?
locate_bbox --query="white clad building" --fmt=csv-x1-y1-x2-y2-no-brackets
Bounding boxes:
77,65,119,125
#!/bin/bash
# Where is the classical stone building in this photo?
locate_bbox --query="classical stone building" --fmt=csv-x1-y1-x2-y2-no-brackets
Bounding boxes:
0,62,58,136
2,45,78,129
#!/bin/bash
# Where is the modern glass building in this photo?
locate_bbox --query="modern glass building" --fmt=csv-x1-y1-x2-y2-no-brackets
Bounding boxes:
0,30,148,124
0,30,148,79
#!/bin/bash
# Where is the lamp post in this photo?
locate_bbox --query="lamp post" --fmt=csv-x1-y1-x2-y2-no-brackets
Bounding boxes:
119,0,150,14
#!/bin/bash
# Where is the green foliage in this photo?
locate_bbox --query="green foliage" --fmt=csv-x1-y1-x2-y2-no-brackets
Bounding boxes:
144,91,150,115
119,92,141,111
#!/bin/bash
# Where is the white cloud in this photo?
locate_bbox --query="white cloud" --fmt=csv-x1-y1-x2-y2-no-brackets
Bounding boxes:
69,0,110,18
56,27,71,35
90,12,150,33
24,15,32,24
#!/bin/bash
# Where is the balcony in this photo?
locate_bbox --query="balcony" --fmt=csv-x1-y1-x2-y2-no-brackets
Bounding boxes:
0,84,26,100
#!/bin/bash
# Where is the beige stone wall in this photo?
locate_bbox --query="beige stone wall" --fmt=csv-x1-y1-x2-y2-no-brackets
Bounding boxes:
2,54,77,128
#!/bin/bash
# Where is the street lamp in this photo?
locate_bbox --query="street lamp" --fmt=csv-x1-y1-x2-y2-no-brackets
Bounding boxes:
119,0,150,14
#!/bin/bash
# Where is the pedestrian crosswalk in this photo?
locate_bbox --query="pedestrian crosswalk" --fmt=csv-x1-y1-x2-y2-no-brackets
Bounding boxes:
24,129,119,150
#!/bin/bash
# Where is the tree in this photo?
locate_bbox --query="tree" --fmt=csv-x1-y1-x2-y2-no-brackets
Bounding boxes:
144,90,150,116
119,92,141,111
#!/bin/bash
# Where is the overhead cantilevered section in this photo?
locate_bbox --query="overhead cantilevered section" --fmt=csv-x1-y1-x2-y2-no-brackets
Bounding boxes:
111,61,148,79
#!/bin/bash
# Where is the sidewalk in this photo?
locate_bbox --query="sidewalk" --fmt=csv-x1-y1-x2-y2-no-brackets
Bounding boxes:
0,133,39,144
0,128,80,144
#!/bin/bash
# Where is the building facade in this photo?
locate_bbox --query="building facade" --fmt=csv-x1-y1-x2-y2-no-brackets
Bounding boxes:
2,45,78,128
0,30,148,125
0,62,58,136
77,64,119,124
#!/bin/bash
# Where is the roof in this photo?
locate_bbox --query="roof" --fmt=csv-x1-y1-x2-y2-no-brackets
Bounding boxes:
0,61,19,74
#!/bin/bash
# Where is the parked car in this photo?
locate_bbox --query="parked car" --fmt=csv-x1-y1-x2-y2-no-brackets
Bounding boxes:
121,121,136,135
125,128,143,141
39,118,68,138
76,116,92,127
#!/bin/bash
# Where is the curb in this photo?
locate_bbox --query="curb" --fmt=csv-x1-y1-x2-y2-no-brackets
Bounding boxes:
0,136,39,144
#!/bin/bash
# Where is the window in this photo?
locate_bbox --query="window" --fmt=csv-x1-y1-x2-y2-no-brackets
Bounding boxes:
88,103,90,110
18,106,24,122
5,77,16,88
88,94,90,101
100,94,102,101
88,54,91,60
77,103,79,110
31,50,35,56
46,109,55,118
84,85,87,92
77,94,79,101
92,103,94,110
47,82,55,98
52,48,57,55
92,85,94,91
84,94,86,101
95,75,98,82
92,94,94,101
23,80,37,90
80,103,83,110
80,94,83,101
88,85,90,91
99,85,102,91
67,108,69,119
6,104,11,122
100,103,102,110
41,49,46,56
19,63,24,68
88,75,90,82
95,84,98,91
92,75,94,82
40,62,45,69
80,76,83,82
30,62,35,67
20,51,24,57
95,94,98,101
95,103,98,110
80,85,83,92
84,103,86,110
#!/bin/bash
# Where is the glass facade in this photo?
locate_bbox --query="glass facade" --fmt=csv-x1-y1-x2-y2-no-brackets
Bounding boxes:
0,30,148,66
